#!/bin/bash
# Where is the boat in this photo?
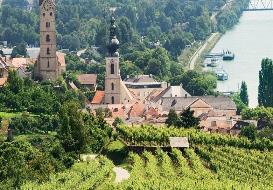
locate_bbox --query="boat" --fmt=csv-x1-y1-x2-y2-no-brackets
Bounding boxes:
214,69,228,81
207,57,219,67
223,50,235,61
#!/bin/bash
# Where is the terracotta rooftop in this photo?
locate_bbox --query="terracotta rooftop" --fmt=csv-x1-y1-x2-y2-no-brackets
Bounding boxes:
92,91,105,104
128,102,145,118
56,52,66,67
0,77,7,87
77,74,97,85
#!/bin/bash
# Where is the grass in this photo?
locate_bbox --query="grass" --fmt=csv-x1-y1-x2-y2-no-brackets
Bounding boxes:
0,112,22,119
195,33,222,71
178,43,199,69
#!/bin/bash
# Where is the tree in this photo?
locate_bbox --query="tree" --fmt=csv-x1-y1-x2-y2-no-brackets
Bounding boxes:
240,81,249,106
177,108,200,128
240,125,257,141
258,58,273,107
11,43,28,58
113,117,124,127
165,109,179,127
58,101,87,153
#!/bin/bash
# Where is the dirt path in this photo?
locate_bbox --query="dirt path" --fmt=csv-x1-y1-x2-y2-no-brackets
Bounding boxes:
113,167,130,183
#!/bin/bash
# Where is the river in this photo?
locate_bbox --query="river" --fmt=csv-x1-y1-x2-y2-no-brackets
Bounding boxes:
210,10,273,107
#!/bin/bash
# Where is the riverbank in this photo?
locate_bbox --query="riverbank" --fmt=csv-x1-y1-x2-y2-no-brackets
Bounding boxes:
186,32,222,70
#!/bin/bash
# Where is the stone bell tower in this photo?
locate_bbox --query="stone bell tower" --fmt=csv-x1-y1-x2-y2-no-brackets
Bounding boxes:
104,17,122,104
35,0,60,80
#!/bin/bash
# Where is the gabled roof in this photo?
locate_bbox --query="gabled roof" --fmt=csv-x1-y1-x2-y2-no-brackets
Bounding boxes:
77,74,97,85
91,91,105,104
189,99,212,109
161,96,236,112
151,85,191,103
125,75,156,83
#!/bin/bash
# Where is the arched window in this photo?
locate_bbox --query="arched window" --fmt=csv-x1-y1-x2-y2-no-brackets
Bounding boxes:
111,83,114,90
50,12,53,16
111,96,115,104
43,13,45,17
46,34,50,42
110,64,115,74
47,48,50,55
46,22,50,28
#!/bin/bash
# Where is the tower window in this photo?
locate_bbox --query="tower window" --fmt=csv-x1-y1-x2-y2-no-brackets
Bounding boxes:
110,64,114,74
111,96,115,104
46,34,50,42
43,13,45,17
47,60,50,68
111,83,114,90
47,48,50,55
46,22,50,28
50,12,53,16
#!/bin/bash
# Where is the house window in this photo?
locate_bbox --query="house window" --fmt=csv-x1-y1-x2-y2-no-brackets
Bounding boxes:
110,64,114,74
46,34,50,42
111,96,115,104
47,48,50,55
46,22,50,28
111,83,114,90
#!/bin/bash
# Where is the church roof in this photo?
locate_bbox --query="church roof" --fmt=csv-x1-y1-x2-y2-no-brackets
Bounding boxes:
91,91,105,104
77,74,97,85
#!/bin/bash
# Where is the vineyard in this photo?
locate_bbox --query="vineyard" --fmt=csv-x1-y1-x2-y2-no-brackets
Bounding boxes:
22,125,273,190
117,125,273,150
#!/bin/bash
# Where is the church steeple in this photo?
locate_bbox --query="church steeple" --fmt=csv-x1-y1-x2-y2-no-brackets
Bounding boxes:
108,16,119,57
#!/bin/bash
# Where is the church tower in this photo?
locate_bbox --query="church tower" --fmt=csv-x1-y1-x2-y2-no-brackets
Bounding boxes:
35,0,60,80
104,17,122,104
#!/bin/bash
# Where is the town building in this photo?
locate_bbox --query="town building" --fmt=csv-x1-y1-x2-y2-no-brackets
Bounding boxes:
76,74,97,91
90,17,238,131
34,0,65,81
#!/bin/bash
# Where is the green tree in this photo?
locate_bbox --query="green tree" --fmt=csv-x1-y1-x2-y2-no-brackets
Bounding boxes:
258,58,273,107
240,125,257,141
240,81,249,106
58,101,87,153
11,43,28,58
177,107,200,128
165,109,179,127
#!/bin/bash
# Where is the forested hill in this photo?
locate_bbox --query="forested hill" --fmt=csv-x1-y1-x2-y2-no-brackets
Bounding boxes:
1,0,249,56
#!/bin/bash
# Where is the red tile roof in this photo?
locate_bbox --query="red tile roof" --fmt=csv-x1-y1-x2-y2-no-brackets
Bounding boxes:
56,52,66,67
0,78,7,87
91,91,105,104
128,102,145,118
77,74,97,85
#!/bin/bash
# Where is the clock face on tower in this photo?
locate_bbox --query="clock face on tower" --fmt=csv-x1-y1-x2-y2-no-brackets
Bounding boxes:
42,0,54,11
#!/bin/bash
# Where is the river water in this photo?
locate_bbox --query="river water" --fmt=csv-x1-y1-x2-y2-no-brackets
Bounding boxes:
210,10,273,107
